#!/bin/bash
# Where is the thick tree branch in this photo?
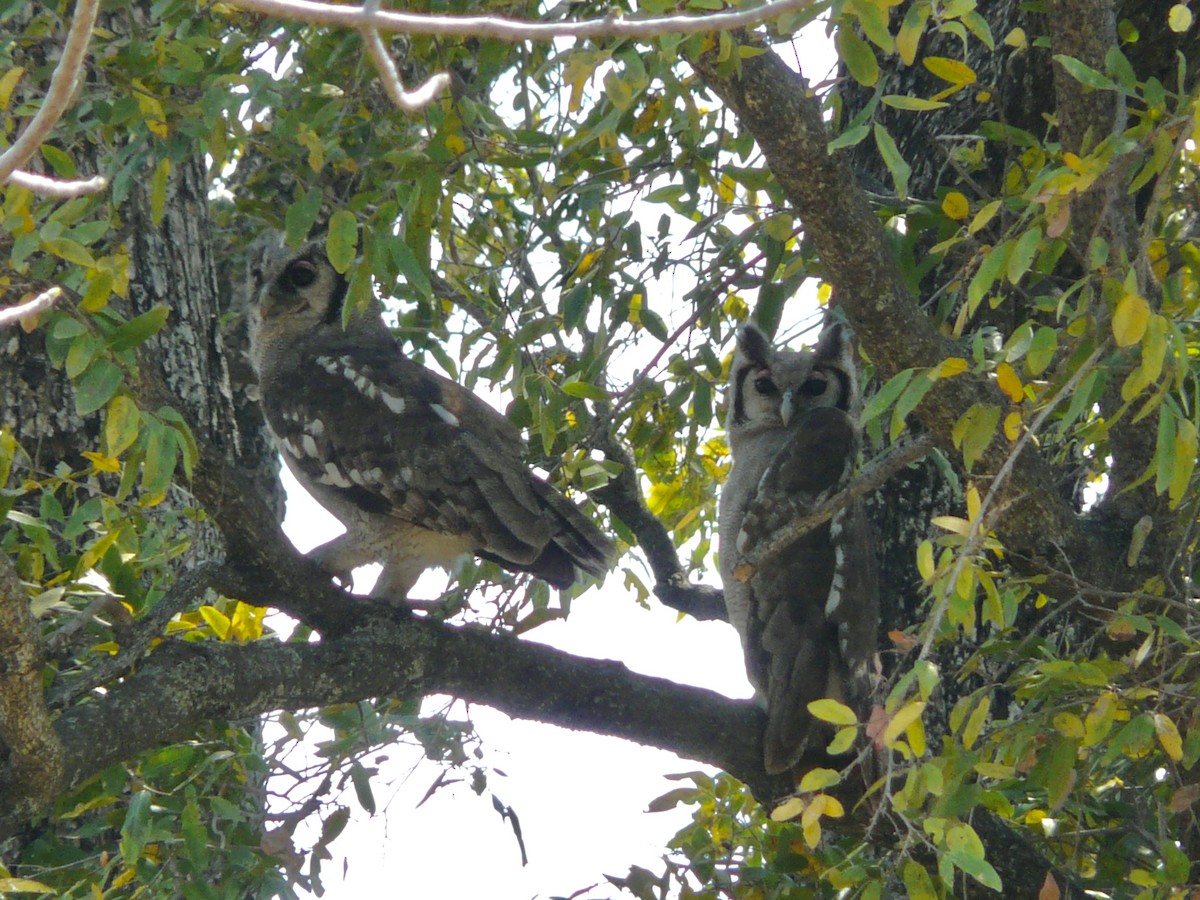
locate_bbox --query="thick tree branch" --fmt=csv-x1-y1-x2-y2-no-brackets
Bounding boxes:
0,552,64,817
593,431,726,621
687,42,1078,562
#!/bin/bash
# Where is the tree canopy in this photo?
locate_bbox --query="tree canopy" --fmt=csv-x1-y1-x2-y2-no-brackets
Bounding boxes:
2,0,1200,897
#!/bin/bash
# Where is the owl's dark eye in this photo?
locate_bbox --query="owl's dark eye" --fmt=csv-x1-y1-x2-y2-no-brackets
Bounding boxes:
800,373,829,396
754,376,777,395
282,260,318,289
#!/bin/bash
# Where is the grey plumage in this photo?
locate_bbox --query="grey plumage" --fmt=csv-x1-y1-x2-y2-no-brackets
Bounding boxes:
718,322,877,775
246,234,612,598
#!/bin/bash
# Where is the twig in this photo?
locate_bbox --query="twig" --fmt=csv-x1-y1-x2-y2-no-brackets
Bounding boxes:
7,170,108,197
359,20,451,112
227,0,819,42
0,0,101,183
0,287,61,329
738,431,937,575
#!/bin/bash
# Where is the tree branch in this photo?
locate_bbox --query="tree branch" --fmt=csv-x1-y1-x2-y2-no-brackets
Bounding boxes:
593,430,727,622
0,0,101,184
226,0,820,42
687,41,1079,562
0,287,61,330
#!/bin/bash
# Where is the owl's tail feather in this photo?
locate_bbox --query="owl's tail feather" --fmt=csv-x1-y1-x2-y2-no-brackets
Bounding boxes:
480,478,613,589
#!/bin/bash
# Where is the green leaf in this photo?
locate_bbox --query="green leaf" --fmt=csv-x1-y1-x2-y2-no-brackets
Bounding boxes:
1026,326,1058,376
326,210,358,274
562,380,608,401
809,698,858,726
284,187,322,247
891,371,937,440
182,797,210,872
120,789,153,865
873,123,910,199
952,403,1000,472
827,122,871,152
1053,54,1118,91
150,157,171,227
901,861,937,900
837,27,879,87
881,94,949,111
75,359,124,416
105,395,141,457
349,761,377,815
108,305,170,352
141,421,178,495
861,369,913,425
1005,226,1042,284
42,236,95,267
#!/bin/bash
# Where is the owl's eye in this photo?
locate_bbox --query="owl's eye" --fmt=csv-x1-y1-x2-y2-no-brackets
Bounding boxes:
754,376,777,395
800,373,828,396
282,260,318,289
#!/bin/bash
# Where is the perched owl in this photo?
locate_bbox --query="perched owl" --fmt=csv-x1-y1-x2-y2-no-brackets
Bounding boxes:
246,235,613,598
718,323,877,776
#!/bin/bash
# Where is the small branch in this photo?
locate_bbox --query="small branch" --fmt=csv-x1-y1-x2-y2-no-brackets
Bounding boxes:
359,18,451,112
0,287,61,329
592,429,727,621
228,0,818,41
0,552,64,815
737,431,936,577
6,170,108,197
47,564,222,708
0,0,101,184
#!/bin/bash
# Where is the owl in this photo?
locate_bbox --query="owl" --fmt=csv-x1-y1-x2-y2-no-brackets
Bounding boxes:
718,322,877,776
246,234,613,598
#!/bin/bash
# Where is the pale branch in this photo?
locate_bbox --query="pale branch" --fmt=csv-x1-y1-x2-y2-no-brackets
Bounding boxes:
592,430,727,622
359,19,451,112
0,287,61,329
687,40,1080,560
0,551,64,816
5,170,108,197
736,431,936,578
226,0,819,42
0,0,101,184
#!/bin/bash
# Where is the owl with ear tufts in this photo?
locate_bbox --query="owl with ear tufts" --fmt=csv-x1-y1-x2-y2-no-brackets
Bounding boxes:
718,322,878,777
246,234,613,599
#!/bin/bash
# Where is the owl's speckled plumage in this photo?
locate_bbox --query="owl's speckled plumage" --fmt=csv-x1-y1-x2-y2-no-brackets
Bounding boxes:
246,235,612,598
719,323,877,776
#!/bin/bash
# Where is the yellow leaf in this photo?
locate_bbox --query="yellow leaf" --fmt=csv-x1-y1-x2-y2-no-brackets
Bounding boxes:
883,701,926,747
1112,292,1150,347
445,133,466,156
963,694,990,749
808,698,858,726
1053,712,1085,739
770,795,805,822
916,539,935,580
969,199,1001,235
1154,712,1183,761
1004,27,1027,49
816,282,833,305
150,158,171,227
937,357,969,378
931,515,970,535
942,191,970,220
965,484,982,522
799,768,841,793
924,56,977,86
199,605,231,640
907,715,927,755
995,362,1024,403
0,67,24,111
1169,4,1193,32
802,818,822,848
82,451,121,473
1169,419,1197,508
1003,411,1022,441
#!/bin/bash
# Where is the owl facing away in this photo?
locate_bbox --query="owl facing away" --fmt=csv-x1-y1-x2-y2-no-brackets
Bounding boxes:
718,323,878,776
246,235,613,598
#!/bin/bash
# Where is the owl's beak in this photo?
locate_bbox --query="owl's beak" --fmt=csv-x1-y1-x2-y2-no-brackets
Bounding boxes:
780,390,796,427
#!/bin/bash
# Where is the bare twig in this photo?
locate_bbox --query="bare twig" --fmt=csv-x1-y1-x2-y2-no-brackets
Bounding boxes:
738,431,938,575
6,169,107,197
227,0,818,41
359,14,451,112
0,287,61,329
0,0,101,184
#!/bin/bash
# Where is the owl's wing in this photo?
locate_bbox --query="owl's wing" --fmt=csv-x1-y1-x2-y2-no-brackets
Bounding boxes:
265,338,610,586
735,406,876,775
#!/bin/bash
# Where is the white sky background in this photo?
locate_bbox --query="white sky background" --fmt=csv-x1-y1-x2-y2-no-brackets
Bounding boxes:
267,20,840,900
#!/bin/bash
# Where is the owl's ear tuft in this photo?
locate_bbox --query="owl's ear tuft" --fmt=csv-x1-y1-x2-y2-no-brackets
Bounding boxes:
814,322,848,361
737,323,772,367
